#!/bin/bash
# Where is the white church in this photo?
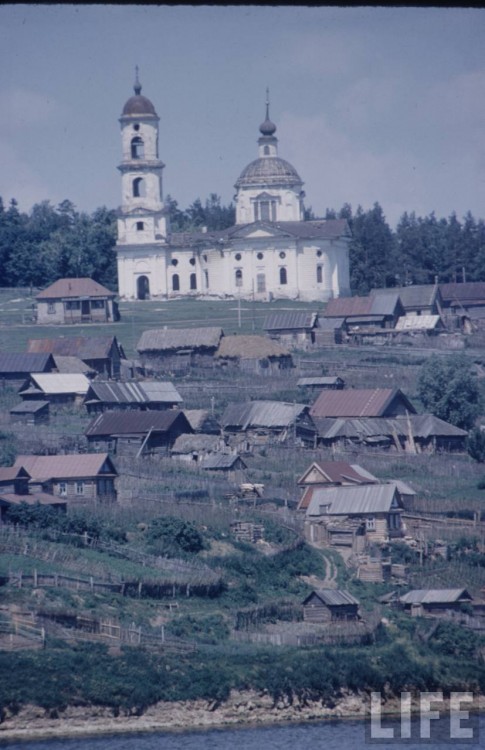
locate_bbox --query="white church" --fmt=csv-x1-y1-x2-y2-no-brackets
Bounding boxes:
115,74,351,302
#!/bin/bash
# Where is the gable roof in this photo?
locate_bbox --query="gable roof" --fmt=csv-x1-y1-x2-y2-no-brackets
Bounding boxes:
13,453,117,480
372,285,439,310
52,355,97,375
0,466,31,482
395,315,443,331
297,461,379,487
10,400,50,414
312,414,468,441
263,311,318,332
310,388,416,419
0,352,56,374
200,454,247,470
85,380,182,406
19,373,90,396
222,400,309,429
215,335,291,359
171,433,221,453
324,293,402,319
303,589,360,607
137,327,223,353
36,278,115,300
306,483,402,517
439,282,485,305
27,336,124,360
399,588,472,605
85,409,192,437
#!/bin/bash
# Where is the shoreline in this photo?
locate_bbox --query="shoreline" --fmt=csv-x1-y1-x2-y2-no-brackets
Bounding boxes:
1,690,483,743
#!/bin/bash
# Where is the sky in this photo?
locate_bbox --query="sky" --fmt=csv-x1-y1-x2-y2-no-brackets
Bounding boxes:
1,4,485,228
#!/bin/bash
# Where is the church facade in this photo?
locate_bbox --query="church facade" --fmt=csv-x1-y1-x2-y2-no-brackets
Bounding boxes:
116,77,351,303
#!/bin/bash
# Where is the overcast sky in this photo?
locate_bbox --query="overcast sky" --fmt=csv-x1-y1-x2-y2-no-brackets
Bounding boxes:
1,5,484,228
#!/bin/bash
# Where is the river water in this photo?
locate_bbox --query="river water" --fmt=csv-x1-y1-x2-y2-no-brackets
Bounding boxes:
0,715,483,750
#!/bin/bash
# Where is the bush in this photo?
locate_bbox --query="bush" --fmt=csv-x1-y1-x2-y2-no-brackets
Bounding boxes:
147,516,205,555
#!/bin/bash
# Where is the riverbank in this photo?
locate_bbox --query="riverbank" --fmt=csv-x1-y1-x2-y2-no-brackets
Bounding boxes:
1,689,483,743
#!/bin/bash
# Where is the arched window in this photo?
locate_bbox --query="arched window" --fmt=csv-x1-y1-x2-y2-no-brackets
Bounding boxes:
279,267,287,285
137,275,150,300
131,137,145,159
235,269,243,287
190,273,197,290
133,177,146,198
136,221,144,231
316,265,323,284
172,274,180,292
263,145,270,155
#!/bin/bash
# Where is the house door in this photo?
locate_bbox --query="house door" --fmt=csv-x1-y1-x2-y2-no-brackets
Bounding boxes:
81,300,90,318
137,275,150,300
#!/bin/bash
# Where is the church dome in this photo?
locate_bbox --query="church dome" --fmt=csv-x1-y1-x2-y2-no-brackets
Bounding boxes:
121,71,157,117
235,157,302,188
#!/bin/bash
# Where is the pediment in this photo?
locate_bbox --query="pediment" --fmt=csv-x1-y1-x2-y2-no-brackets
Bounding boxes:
230,221,293,240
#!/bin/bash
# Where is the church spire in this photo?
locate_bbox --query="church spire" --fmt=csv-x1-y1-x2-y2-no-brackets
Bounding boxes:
259,87,276,136
134,65,142,96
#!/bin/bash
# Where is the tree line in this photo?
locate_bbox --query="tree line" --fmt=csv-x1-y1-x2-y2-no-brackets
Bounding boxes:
1,193,484,294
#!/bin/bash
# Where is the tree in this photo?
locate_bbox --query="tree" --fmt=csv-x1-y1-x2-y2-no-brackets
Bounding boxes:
467,427,485,463
417,354,483,430
348,203,396,294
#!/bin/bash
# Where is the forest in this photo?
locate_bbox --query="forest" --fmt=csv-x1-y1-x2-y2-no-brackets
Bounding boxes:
1,192,485,296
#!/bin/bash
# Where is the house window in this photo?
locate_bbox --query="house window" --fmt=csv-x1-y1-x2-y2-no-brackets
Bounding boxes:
131,136,145,159
59,482,67,496
366,517,376,531
279,267,287,285
136,221,144,231
190,273,197,290
65,301,80,311
235,269,243,287
76,481,84,495
133,177,146,198
317,265,323,284
256,273,266,293
47,302,56,314
172,274,180,292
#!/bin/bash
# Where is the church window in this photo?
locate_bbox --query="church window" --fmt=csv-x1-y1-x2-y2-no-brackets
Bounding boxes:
279,267,287,285
235,269,243,287
317,265,323,284
133,178,145,198
136,221,144,231
235,253,242,261
189,257,196,266
263,145,270,155
131,137,145,159
316,250,323,257
171,258,178,266
133,123,140,131
257,252,264,260
279,251,286,259
172,274,180,292
256,273,266,293
190,273,197,290
260,201,270,222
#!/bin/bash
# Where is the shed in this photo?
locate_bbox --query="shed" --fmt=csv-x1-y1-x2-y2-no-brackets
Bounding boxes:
439,282,485,313
35,277,119,325
221,400,315,449
297,376,345,391
399,588,473,617
9,400,50,426
0,491,67,521
200,454,247,482
302,589,360,622
136,327,223,373
84,380,183,414
215,335,293,375
263,311,319,349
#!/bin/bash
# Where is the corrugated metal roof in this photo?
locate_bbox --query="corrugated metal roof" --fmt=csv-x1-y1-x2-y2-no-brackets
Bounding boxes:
0,353,55,373
263,311,318,331
10,400,50,414
306,484,401,517
310,388,415,418
85,409,191,437
400,589,471,605
20,373,90,395
222,400,308,429
369,292,402,316
372,285,438,309
14,453,117,480
324,297,373,318
27,336,123,360
305,589,360,607
215,335,291,359
86,380,182,405
0,466,30,481
137,327,223,353
393,414,468,438
395,315,442,331
36,278,115,300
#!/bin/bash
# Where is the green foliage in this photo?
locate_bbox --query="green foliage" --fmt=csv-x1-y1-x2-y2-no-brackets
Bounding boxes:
4,504,127,543
428,621,484,659
417,353,483,429
168,614,230,644
467,427,485,462
0,430,17,467
146,516,205,555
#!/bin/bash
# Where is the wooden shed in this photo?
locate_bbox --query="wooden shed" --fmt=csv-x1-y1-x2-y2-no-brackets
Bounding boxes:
9,400,50,426
214,335,293,376
303,589,360,622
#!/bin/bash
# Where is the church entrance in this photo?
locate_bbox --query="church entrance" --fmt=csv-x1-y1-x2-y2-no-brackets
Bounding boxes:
137,275,150,300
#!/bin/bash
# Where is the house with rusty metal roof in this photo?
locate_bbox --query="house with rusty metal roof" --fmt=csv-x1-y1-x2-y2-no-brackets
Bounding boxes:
27,336,125,378
0,352,57,384
263,311,319,350
398,588,473,617
302,589,360,622
296,460,379,511
323,292,404,334
214,334,293,375
221,399,315,449
310,388,416,420
13,453,118,503
85,409,192,457
18,373,91,405
84,380,182,414
136,327,224,373
35,277,119,325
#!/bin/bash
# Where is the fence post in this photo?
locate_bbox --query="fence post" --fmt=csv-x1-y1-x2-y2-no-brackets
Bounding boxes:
33,569,37,587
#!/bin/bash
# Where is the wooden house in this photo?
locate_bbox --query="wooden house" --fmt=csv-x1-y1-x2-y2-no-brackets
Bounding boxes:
372,284,442,317
183,409,221,435
0,352,56,388
297,460,379,512
171,433,227,463
27,336,125,378
297,376,345,393
35,278,119,325
398,588,473,618
136,327,223,373
9,400,50,426
394,315,445,335
302,589,360,622
310,388,416,420
18,373,90,405
200,454,247,483
324,293,404,335
439,282,485,315
214,335,293,376
263,311,319,350
13,454,118,503
221,400,315,450
84,380,183,414
85,410,193,457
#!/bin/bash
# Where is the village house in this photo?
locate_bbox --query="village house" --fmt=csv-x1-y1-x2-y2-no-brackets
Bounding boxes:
439,282,485,315
0,466,67,520
393,314,445,337
0,352,57,388
35,278,119,325
297,376,345,394
136,327,224,374
314,317,346,345
309,388,416,421
221,400,315,450
183,409,221,435
323,292,404,339
84,380,183,414
398,588,474,618
263,311,319,350
296,460,379,512
372,284,443,317
304,483,405,547
18,373,91,405
49,356,97,377
302,589,360,622
85,410,193,457
199,453,248,483
171,433,227,464
13,454,118,504
214,334,293,375
9,400,50,426
27,336,126,379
